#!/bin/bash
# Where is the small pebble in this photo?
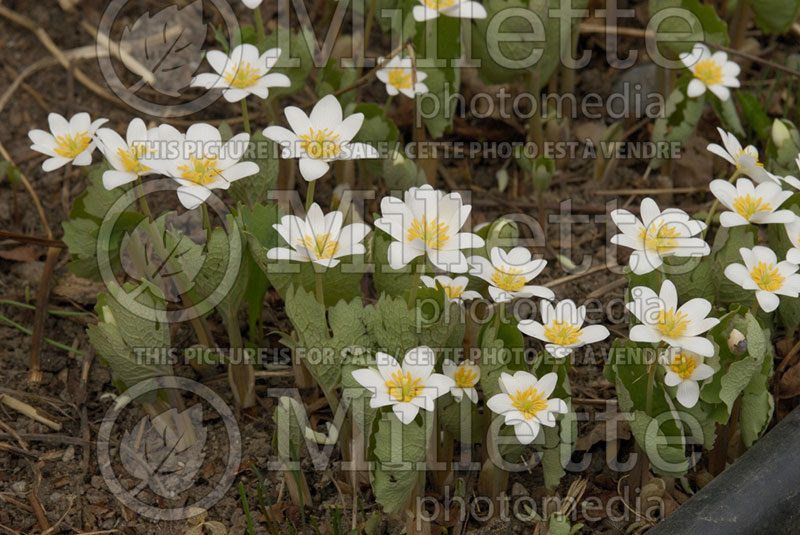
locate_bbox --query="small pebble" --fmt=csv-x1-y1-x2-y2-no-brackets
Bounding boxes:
62,445,75,462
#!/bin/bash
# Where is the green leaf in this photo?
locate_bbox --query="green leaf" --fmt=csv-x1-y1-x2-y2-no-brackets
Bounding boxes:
711,225,756,305
711,95,745,138
477,316,526,399
751,0,800,33
739,350,774,447
649,0,728,55
438,393,487,444
372,229,416,298
738,93,771,144
229,131,279,208
257,28,314,98
351,102,398,176
382,148,427,191
650,80,705,169
719,313,768,413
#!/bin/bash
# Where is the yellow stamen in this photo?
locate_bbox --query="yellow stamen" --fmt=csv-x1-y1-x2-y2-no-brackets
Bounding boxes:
385,371,422,402
639,223,680,253
117,143,151,174
750,261,784,292
510,386,548,420
491,266,525,292
408,216,450,249
177,154,221,186
388,68,413,90
53,131,91,159
657,308,688,338
670,352,698,380
299,127,341,160
544,321,581,346
298,233,340,260
735,148,764,168
732,194,770,220
442,284,464,299
454,365,478,388
423,0,456,9
693,58,723,85
223,61,261,89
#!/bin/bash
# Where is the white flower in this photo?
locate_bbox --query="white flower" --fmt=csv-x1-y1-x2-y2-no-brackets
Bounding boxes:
610,198,709,275
420,275,481,303
468,247,554,303
374,185,484,272
263,94,379,182
241,0,261,7
661,349,715,408
28,112,108,171
709,178,794,227
442,359,480,403
351,347,454,424
707,128,778,184
154,123,258,210
518,299,610,359
267,203,370,267
679,43,740,101
626,279,719,357
191,45,290,103
375,56,429,98
95,118,159,190
412,0,487,21
486,371,567,445
783,218,800,265
723,245,800,312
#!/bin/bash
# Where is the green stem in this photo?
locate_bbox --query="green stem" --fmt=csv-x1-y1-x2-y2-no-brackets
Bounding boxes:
315,271,325,306
137,178,152,221
201,203,212,243
0,313,87,355
384,94,394,115
241,99,251,135
703,169,742,235
493,303,503,332
645,354,658,416
305,180,316,212
254,6,266,42
407,257,424,309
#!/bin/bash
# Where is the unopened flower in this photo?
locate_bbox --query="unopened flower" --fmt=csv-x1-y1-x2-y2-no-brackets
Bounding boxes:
709,178,794,227
154,123,258,210
468,247,554,303
351,347,454,424
412,0,487,21
267,203,370,267
661,349,715,408
376,56,428,98
28,112,108,171
420,275,481,303
375,185,484,272
680,43,740,101
724,245,800,312
191,45,290,102
442,359,480,403
707,128,778,184
486,371,567,445
610,198,709,275
263,94,379,182
95,118,159,190
241,0,262,8
626,279,719,357
518,299,610,359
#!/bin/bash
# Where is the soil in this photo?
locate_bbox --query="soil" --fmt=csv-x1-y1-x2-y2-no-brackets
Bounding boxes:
1,0,800,534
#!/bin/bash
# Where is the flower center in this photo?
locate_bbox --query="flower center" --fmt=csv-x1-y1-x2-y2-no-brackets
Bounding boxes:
454,365,478,388
656,308,689,338
388,68,413,90
423,0,457,9
442,284,464,299
670,352,698,380
223,61,261,89
299,127,341,160
750,261,784,292
117,143,151,174
53,131,91,158
732,194,770,220
735,148,764,168
385,371,423,403
490,266,525,292
408,216,450,249
639,222,680,253
510,387,548,420
693,58,723,85
177,154,221,185
298,233,340,260
544,321,581,346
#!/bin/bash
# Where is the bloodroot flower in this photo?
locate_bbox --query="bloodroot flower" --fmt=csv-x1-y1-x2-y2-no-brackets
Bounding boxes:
724,246,800,313
442,359,480,403
626,279,719,357
412,0,487,21
467,247,554,303
709,178,794,227
191,45,290,102
680,43,740,101
661,349,715,408
28,112,108,171
420,275,481,303
707,128,779,184
486,371,568,445
351,346,454,424
376,56,429,98
95,118,159,190
518,299,610,359
267,203,371,267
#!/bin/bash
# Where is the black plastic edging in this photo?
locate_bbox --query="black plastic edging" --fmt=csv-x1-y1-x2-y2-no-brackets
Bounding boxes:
648,405,800,535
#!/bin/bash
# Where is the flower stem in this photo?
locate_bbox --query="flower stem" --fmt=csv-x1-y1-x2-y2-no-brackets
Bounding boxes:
253,6,266,42
305,180,316,212
645,354,658,416
201,202,212,243
493,303,503,333
136,178,152,221
703,168,742,235
407,257,424,309
384,94,394,115
315,270,325,306
241,99,251,135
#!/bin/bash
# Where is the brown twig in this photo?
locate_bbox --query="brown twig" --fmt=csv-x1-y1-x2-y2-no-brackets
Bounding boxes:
544,264,608,288
0,395,63,431
27,492,51,532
